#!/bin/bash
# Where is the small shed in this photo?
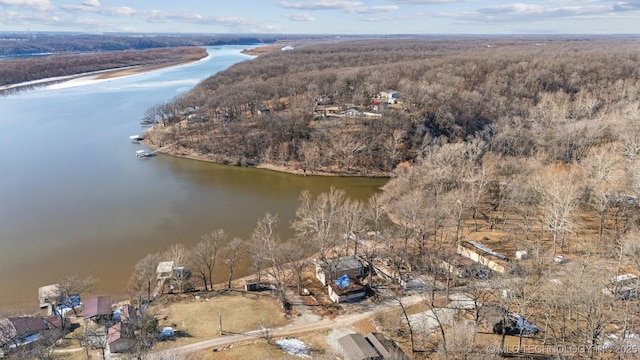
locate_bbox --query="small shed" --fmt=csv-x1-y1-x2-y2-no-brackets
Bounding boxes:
107,322,135,353
156,261,175,280
481,305,539,336
493,313,539,336
244,279,260,292
315,257,364,286
83,296,112,321
328,275,366,303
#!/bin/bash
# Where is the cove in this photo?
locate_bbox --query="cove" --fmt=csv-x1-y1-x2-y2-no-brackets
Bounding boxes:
0,45,386,311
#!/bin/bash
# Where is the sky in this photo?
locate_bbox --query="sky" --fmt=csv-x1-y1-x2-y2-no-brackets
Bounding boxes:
0,0,639,34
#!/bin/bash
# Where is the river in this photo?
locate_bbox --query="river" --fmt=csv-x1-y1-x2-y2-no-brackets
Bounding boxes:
0,45,387,311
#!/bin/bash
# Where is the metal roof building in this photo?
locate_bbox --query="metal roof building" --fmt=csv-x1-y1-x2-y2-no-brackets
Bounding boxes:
83,296,112,320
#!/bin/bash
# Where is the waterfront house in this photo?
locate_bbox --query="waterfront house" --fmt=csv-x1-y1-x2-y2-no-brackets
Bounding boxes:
327,275,366,303
156,261,175,280
0,316,51,352
315,257,365,286
344,109,361,117
83,296,112,322
107,322,135,353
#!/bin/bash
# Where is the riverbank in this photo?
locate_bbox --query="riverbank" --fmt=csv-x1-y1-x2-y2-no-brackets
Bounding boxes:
0,46,208,94
140,140,393,178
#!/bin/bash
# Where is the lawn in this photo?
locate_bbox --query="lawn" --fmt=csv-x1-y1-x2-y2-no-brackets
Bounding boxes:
153,289,290,348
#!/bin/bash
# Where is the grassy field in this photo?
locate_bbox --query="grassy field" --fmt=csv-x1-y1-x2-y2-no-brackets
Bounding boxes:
153,289,289,348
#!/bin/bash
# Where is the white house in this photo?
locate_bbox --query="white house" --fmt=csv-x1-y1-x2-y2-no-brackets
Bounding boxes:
328,275,366,303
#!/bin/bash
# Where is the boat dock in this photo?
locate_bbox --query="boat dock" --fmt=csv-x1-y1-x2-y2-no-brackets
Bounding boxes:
135,143,175,158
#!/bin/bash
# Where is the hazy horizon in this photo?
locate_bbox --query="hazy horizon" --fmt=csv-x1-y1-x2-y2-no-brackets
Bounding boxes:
0,0,639,35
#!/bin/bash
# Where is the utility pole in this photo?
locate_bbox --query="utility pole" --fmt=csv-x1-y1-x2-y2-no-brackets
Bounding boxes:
218,308,223,335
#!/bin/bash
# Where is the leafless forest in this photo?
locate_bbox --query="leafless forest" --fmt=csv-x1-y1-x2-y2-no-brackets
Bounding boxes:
144,37,640,174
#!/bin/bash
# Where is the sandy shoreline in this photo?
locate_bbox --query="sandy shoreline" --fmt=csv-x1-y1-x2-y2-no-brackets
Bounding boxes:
0,56,207,93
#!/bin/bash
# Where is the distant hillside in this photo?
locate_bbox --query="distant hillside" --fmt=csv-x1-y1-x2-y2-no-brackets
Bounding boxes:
0,33,281,58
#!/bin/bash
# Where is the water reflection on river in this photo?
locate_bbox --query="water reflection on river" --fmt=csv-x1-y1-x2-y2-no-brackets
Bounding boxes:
0,46,386,311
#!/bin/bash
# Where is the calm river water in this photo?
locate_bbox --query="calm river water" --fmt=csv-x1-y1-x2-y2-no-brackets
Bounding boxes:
0,46,387,311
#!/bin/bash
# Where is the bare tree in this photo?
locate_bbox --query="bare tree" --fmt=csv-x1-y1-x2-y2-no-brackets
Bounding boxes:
252,213,290,304
190,229,226,291
537,164,581,256
283,239,310,296
327,125,368,172
622,230,640,298
163,243,190,268
55,275,97,318
292,188,345,261
437,321,477,359
128,252,162,306
468,160,494,232
580,145,626,245
221,237,245,289
81,324,109,360
337,197,366,257
443,188,470,246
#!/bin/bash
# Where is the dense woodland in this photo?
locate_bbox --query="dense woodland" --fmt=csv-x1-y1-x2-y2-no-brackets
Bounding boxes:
144,37,640,175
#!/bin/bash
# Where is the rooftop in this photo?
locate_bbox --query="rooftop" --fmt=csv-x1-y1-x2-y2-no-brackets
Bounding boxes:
83,296,112,319
315,256,363,272
338,333,380,360
459,241,510,267
328,275,365,296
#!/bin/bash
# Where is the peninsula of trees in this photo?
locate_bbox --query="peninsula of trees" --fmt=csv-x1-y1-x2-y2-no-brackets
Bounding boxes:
142,36,640,177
